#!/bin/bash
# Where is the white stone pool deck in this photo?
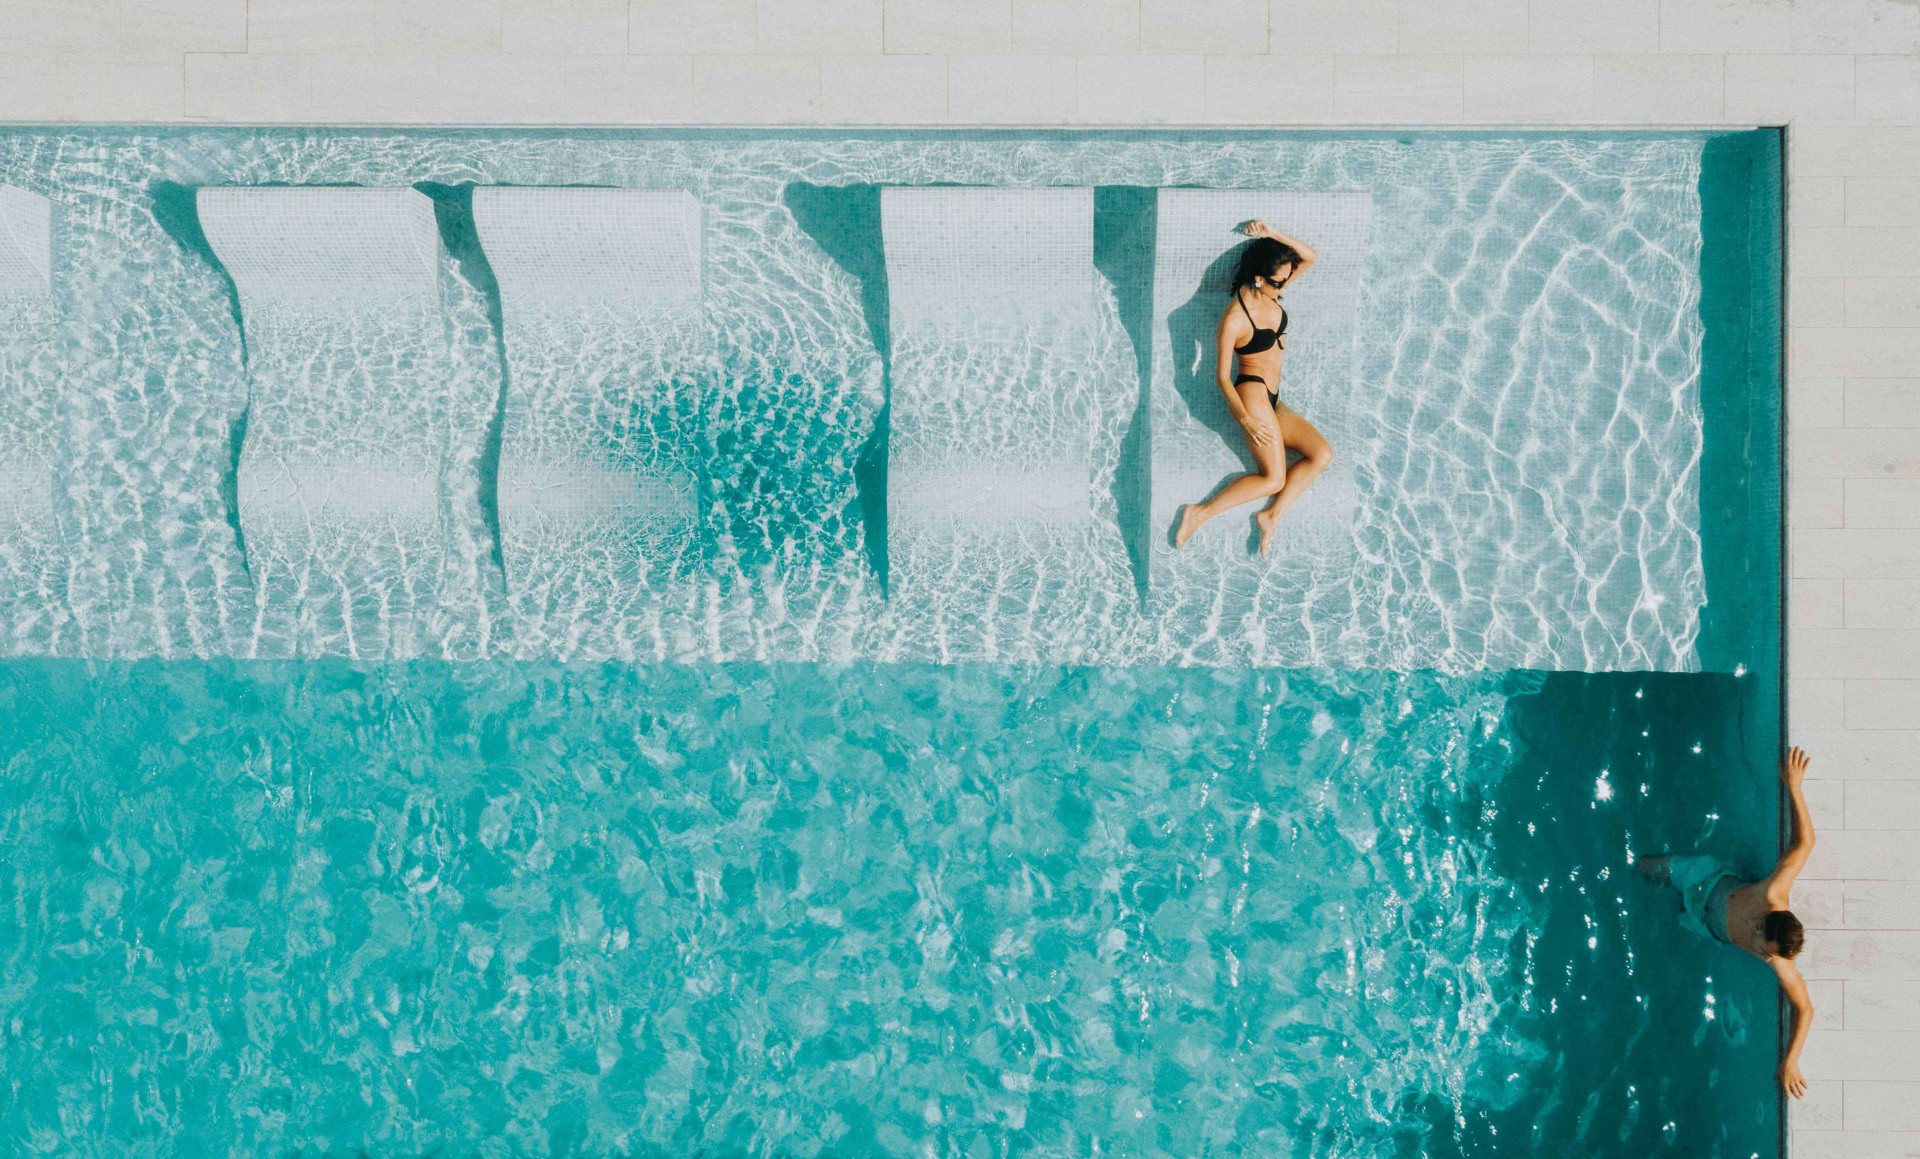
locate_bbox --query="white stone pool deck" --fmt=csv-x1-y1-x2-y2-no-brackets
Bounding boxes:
3,0,1919,1152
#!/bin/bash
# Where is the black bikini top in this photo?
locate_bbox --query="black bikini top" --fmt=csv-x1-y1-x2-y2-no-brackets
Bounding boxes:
1233,289,1288,355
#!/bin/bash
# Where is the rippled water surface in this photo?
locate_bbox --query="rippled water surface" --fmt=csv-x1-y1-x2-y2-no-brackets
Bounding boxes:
0,660,1780,1157
1,130,1709,669
0,128,1781,1157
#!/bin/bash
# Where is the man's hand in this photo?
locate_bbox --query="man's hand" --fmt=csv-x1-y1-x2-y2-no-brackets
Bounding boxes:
1783,746,1810,788
1777,1059,1808,1099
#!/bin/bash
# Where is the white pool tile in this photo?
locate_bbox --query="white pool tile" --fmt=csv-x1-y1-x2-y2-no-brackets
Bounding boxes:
1795,1078,1846,1130
1801,1029,1920,1080
1801,931,1920,981
1800,631,1920,680
500,0,627,54
1858,56,1920,123
184,51,314,120
0,0,120,51
1793,228,1920,278
1794,126,1920,179
1792,376,1846,430
555,54,694,122
1658,0,1792,53
1802,880,1849,930
1848,380,1920,428
1848,781,1920,835
1725,54,1856,124
1794,679,1849,729
1848,178,1920,228
1847,580,1920,631
1397,0,1525,55
1795,477,1846,528
1847,984,1920,1034
1142,0,1264,54
821,54,945,123
244,0,378,53
1850,882,1920,931
1796,328,1920,380
0,54,64,119
885,0,1013,54
1333,55,1464,122
1847,480,1920,528
1843,1078,1920,1128
301,54,439,122
1847,279,1920,328
1463,55,1592,122
693,53,820,121
1847,680,1920,734
1794,275,1848,327
1796,529,1920,578
1074,53,1203,122
1801,735,1920,782
1526,0,1656,54
1203,54,1333,122
120,0,244,52
53,52,183,120
760,0,882,54
1791,428,1920,480
628,0,754,53
1589,54,1724,123
1015,0,1140,54
375,0,504,54
1795,578,1847,629
1793,1129,1920,1159
1793,0,1920,55
947,53,1075,122
1266,0,1395,53
1794,176,1849,229
438,54,570,122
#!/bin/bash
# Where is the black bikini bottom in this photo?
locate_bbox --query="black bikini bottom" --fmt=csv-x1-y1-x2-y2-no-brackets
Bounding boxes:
1235,373,1279,401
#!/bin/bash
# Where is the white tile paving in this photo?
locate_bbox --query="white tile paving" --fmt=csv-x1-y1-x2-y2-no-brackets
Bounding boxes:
2,1,1916,1152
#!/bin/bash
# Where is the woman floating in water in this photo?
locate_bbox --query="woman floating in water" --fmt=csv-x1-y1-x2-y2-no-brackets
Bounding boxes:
1174,221,1332,559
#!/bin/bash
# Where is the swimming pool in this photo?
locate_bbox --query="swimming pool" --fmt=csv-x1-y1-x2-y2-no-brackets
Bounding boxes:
0,128,1781,1156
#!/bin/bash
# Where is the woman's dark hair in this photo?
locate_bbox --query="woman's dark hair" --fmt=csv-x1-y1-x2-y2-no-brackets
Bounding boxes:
1764,910,1805,958
1232,237,1303,291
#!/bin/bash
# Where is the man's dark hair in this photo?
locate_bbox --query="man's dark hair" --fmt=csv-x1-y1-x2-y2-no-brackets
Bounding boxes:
1765,911,1805,958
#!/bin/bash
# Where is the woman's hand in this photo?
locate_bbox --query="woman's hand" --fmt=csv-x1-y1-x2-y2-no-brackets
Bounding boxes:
1238,219,1271,239
1783,746,1810,788
1777,1059,1808,1098
1238,406,1279,452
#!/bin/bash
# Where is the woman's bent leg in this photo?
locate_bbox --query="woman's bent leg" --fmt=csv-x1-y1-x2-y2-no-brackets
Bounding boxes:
1175,382,1289,547
1255,407,1334,558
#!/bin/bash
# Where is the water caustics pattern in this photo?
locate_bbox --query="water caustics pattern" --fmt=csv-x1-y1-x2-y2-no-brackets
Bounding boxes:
475,188,709,660
0,185,68,654
879,187,1139,664
198,187,498,659
0,134,1705,671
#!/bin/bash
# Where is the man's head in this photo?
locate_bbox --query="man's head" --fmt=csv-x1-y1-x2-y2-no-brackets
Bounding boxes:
1764,910,1805,959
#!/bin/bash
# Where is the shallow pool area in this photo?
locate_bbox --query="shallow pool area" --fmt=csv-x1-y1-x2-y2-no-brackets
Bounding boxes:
0,127,1782,1157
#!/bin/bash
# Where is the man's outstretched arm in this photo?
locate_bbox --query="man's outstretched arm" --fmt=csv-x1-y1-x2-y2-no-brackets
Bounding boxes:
1764,747,1815,906
1774,958,1812,1098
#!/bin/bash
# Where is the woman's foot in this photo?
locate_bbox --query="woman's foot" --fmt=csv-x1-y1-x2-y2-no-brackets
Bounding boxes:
1174,504,1205,549
1255,506,1281,559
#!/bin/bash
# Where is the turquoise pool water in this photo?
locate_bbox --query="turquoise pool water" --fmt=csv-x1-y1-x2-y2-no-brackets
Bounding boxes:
0,128,1781,1157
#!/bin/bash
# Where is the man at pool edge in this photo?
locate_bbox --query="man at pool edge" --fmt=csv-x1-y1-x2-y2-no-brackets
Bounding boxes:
1637,746,1816,1099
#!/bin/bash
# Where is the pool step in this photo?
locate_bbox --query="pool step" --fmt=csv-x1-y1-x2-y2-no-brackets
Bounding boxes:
471,187,707,655
878,186,1135,660
198,186,458,658
0,184,67,653
1148,189,1372,589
